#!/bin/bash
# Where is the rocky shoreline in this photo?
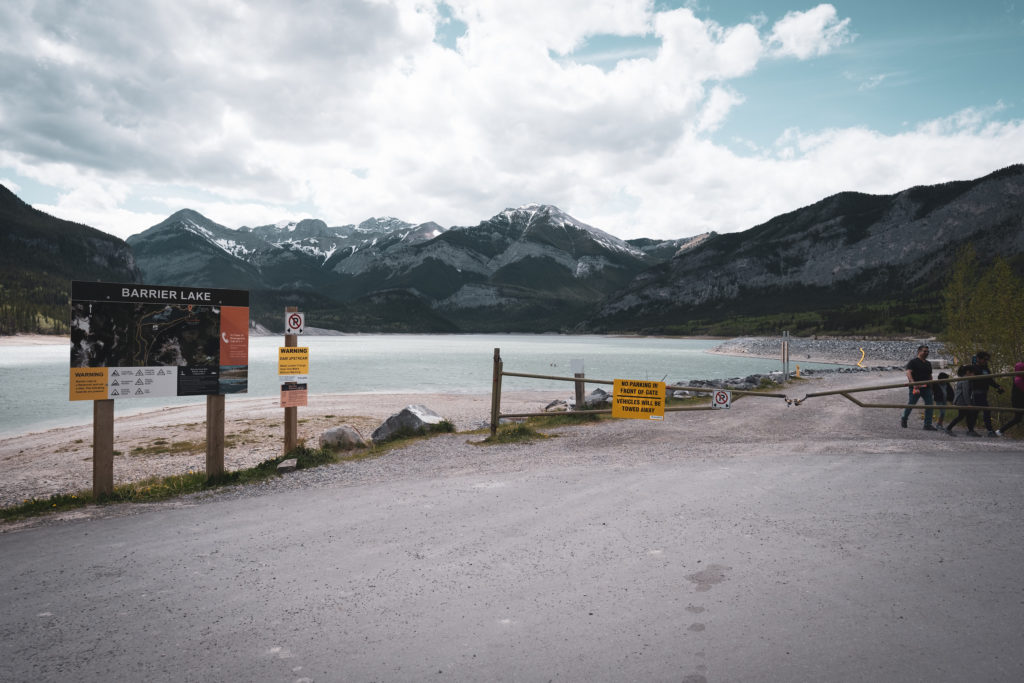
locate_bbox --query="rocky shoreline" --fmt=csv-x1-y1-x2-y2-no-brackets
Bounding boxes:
710,336,944,365
689,336,947,393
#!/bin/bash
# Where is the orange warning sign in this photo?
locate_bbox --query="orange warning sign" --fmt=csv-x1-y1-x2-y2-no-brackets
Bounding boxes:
70,367,109,401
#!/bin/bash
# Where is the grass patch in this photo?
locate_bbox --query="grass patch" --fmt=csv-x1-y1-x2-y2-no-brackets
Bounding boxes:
476,412,601,445
127,436,241,457
666,394,711,408
528,412,603,428
129,440,201,456
480,422,548,444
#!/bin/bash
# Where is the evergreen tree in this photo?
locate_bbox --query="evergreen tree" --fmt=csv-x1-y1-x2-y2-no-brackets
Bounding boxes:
942,249,1024,373
972,258,1024,372
941,245,978,366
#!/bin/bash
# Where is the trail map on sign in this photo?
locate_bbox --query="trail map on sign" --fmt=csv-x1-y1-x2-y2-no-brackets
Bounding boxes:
71,301,220,368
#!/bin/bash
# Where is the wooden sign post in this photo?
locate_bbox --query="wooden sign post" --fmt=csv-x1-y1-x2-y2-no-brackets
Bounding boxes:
284,306,299,454
93,399,114,496
206,394,225,479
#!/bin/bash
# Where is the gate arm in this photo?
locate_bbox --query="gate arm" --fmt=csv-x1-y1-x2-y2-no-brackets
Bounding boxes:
789,370,1024,411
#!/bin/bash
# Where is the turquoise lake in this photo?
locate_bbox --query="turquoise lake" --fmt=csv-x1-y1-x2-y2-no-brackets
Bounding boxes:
1,334,843,436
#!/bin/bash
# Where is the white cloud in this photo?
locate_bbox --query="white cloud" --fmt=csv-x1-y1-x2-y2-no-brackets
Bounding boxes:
0,0,1021,245
844,71,889,91
768,4,853,59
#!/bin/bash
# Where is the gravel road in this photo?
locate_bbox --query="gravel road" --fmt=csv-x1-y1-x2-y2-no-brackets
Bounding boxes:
3,370,1024,682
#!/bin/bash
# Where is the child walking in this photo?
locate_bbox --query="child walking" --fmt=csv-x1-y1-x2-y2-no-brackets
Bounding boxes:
945,365,978,437
934,371,954,430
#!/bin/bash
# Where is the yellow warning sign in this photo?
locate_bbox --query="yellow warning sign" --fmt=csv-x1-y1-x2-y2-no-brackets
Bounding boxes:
70,367,109,401
612,379,665,421
278,347,309,376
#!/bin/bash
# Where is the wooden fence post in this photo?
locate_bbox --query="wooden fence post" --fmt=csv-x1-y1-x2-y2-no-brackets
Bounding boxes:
490,347,503,436
574,372,585,411
93,399,114,497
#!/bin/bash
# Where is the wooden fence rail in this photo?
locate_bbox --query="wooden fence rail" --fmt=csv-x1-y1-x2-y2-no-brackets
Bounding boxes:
489,347,788,436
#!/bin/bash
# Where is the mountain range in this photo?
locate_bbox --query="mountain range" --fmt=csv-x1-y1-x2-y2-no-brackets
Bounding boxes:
124,203,699,332
2,164,1022,335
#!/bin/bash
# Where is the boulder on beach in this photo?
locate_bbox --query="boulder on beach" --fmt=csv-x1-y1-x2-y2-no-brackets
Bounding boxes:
371,404,446,443
544,399,570,412
547,389,611,412
319,425,369,451
583,388,612,408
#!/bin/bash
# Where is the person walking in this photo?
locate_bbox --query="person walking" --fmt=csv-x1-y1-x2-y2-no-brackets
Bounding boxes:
934,371,954,430
945,365,979,436
996,361,1024,436
902,344,936,431
972,350,1005,437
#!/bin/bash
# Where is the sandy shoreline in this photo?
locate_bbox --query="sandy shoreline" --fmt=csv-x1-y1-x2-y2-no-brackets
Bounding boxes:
0,334,68,346
0,390,565,508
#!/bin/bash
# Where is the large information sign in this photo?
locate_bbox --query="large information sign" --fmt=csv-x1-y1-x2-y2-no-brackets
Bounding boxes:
612,379,666,421
69,281,249,401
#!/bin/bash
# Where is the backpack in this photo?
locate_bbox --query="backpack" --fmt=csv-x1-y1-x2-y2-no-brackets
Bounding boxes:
953,380,969,406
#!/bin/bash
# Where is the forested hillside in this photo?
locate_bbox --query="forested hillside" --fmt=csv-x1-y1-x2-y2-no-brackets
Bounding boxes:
0,185,140,334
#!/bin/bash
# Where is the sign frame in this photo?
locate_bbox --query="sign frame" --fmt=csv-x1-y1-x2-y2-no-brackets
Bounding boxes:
69,281,249,401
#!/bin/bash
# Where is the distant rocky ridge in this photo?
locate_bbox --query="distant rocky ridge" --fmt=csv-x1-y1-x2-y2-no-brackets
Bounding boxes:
585,164,1024,333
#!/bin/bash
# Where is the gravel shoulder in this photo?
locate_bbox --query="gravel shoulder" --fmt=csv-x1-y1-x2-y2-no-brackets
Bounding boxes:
0,390,563,510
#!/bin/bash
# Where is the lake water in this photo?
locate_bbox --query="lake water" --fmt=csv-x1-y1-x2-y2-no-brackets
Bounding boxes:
0,334,842,436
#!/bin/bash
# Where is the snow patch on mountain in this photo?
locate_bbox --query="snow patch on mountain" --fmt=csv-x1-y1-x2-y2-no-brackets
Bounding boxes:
177,218,257,259
501,204,644,257
574,256,614,278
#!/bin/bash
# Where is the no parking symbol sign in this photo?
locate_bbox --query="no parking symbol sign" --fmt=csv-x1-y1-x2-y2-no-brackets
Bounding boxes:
712,390,732,410
285,311,305,335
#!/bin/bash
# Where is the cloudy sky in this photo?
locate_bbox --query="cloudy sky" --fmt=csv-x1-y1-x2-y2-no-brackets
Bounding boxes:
1,0,1022,240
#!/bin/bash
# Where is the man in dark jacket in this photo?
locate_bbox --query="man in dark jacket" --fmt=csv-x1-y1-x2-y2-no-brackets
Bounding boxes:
902,344,935,431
